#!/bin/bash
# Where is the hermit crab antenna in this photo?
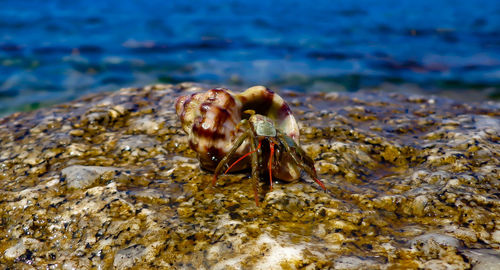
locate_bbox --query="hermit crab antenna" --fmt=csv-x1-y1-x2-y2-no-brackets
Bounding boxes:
268,141,275,191
312,174,327,191
224,140,262,175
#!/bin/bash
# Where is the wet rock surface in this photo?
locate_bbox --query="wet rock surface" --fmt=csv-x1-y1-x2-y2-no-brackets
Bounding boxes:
0,83,499,269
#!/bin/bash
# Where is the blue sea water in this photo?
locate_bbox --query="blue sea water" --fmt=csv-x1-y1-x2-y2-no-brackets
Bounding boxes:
1,0,499,115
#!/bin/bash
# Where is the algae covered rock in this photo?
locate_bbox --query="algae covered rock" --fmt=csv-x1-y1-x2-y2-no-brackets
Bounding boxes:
0,83,499,269
62,165,119,189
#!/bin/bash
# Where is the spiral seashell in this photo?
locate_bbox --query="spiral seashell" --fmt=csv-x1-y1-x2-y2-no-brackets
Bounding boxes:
176,88,245,170
175,86,300,172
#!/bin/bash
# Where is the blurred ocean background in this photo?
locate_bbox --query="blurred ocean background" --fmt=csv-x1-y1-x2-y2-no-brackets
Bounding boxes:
1,0,499,116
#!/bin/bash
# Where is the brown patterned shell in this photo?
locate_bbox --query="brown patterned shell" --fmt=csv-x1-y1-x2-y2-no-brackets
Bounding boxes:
175,86,300,174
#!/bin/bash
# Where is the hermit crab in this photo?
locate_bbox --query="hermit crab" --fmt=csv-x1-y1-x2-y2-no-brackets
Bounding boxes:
175,86,326,205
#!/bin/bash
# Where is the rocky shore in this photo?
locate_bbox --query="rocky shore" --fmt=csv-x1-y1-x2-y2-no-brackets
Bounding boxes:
0,83,499,269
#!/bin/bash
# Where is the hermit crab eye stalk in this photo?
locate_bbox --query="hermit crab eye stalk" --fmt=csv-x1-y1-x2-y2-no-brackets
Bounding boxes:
175,86,326,205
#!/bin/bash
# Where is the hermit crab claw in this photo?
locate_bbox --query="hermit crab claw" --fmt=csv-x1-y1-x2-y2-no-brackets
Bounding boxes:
176,86,327,205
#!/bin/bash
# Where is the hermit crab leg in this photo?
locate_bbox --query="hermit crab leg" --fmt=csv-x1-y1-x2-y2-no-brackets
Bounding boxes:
212,127,252,186
267,138,278,191
277,133,327,191
268,141,274,191
249,133,260,206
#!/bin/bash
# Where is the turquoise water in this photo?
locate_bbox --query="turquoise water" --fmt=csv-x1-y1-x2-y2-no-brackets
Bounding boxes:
1,0,499,115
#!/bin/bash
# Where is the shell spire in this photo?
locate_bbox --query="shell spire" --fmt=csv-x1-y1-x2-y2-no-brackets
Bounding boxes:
176,88,247,170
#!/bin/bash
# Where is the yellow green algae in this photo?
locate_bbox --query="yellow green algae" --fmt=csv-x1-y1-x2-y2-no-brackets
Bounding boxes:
0,83,499,269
